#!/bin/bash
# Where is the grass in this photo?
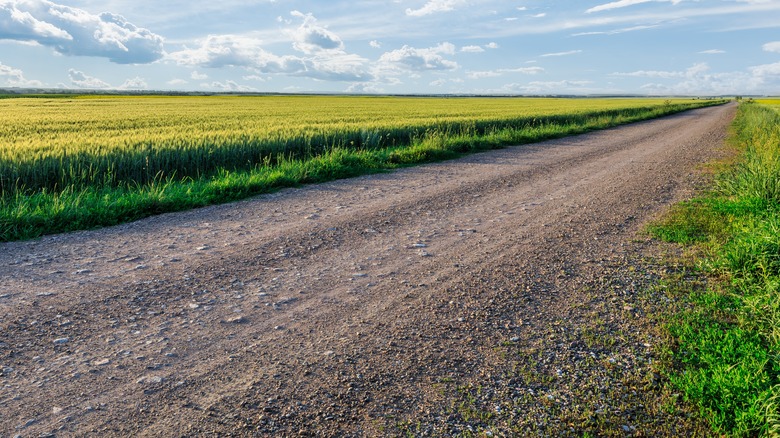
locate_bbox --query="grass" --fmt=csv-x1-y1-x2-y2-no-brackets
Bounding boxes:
648,100,780,437
0,95,724,242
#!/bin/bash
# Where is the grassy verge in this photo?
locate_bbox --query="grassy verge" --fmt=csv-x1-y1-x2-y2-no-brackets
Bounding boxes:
648,101,780,436
1,100,722,242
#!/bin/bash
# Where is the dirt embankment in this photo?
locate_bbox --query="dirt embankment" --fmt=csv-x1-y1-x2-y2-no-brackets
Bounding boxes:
1,103,735,436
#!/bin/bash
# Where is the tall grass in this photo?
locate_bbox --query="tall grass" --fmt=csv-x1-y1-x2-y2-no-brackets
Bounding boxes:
0,96,724,241
649,100,780,436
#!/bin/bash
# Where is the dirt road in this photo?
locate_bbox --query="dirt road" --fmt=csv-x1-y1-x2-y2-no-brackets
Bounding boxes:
1,103,735,437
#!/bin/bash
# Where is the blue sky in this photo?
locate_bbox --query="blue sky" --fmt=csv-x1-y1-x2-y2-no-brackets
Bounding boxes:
1,0,779,95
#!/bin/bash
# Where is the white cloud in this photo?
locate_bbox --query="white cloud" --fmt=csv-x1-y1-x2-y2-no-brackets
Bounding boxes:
572,24,660,36
530,13,546,18
168,31,372,83
0,0,164,64
204,80,257,92
620,62,777,95
405,0,465,17
167,34,305,72
586,0,683,14
506,80,594,94
461,45,484,53
540,50,582,57
0,62,43,87
764,41,780,53
750,61,780,77
611,63,708,79
377,43,458,72
289,11,343,54
191,71,208,80
369,40,381,49
242,74,267,82
166,78,187,85
699,49,725,54
467,66,544,79
486,42,499,49
119,76,147,90
68,69,110,88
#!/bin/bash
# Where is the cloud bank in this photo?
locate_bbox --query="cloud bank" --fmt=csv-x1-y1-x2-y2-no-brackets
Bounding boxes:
0,0,165,64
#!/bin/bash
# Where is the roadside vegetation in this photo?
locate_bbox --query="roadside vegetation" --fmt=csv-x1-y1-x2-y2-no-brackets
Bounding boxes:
0,95,723,242
648,99,780,436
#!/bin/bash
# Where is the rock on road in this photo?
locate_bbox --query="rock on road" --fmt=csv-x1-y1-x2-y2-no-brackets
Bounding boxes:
0,103,735,436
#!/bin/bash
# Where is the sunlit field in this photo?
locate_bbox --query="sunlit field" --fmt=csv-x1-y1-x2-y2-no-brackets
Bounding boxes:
0,95,724,241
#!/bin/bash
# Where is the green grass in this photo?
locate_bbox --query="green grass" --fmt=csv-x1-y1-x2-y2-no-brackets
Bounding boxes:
648,101,780,437
0,96,725,242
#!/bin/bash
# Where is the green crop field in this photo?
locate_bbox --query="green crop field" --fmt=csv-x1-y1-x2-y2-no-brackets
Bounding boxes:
0,95,724,241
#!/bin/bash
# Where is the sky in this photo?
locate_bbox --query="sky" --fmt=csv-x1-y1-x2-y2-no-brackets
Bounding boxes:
0,0,779,95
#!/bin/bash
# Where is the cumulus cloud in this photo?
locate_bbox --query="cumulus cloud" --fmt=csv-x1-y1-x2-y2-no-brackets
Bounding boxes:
0,62,43,87
203,80,257,92
68,69,110,88
167,34,304,71
614,62,779,95
750,61,780,77
191,71,208,80
167,12,372,83
377,43,458,73
118,76,147,90
0,0,164,64
369,40,381,49
461,45,484,53
405,0,465,17
764,41,780,53
289,11,343,54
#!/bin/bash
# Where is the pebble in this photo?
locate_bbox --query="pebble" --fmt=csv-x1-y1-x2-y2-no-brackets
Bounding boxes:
53,337,70,345
223,316,247,324
19,418,36,428
93,358,111,366
137,376,164,384
510,337,520,342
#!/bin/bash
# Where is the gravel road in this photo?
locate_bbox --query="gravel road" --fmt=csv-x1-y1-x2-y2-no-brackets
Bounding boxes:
1,103,735,437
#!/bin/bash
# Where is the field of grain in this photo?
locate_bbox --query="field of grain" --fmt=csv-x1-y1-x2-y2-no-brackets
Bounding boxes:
0,95,723,241
0,96,716,193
